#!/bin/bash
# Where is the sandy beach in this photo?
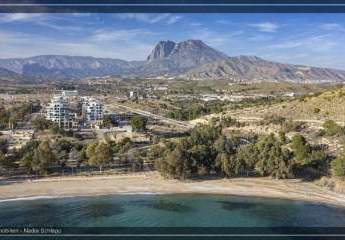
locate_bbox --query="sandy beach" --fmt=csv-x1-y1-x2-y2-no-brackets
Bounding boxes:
0,171,345,207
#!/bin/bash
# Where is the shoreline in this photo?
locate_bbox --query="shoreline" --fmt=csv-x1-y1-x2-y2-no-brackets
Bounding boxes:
1,171,345,207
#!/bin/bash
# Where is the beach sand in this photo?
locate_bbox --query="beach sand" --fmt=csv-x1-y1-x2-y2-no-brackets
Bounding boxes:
0,171,345,207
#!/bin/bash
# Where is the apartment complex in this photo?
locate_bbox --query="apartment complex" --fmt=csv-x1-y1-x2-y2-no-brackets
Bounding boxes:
81,97,104,127
46,91,104,129
46,95,77,128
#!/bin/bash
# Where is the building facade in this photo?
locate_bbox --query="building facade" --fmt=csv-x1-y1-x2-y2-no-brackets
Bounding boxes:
46,95,77,128
46,91,104,129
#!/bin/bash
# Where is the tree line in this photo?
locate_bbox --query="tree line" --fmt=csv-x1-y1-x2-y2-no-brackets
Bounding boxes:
0,136,146,176
154,121,343,180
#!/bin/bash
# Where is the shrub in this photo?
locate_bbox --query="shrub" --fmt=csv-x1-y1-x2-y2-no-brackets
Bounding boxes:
323,120,344,136
332,152,345,178
313,107,320,114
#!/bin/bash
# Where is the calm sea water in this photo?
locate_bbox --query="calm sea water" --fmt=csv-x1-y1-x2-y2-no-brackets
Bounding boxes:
0,194,345,239
1,193,345,227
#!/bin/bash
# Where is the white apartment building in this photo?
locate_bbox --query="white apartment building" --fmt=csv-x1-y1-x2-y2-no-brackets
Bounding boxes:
46,95,76,128
82,97,104,123
46,92,104,129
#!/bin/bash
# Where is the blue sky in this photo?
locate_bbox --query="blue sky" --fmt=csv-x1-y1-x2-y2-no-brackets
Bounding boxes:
0,13,345,69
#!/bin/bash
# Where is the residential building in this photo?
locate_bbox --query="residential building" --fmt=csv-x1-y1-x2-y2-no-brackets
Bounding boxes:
83,98,104,122
46,95,77,128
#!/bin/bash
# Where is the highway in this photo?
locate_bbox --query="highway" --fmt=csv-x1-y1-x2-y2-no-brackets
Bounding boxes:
106,103,193,129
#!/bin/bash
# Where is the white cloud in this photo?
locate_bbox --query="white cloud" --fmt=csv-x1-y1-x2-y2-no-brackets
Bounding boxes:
188,27,243,48
0,29,154,60
249,22,279,32
320,23,345,32
113,13,183,25
269,34,338,52
89,29,156,42
0,13,85,33
166,15,183,25
0,13,43,22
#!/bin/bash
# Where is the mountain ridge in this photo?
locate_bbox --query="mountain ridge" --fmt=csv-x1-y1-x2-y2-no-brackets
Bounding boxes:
0,39,345,83
181,55,345,83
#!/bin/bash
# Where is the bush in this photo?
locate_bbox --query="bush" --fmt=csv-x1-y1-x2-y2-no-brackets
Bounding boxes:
281,120,305,132
261,114,286,125
323,120,343,136
332,152,345,178
130,115,147,132
313,107,320,114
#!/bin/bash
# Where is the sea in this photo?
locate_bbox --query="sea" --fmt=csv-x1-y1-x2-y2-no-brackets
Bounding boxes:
0,193,345,239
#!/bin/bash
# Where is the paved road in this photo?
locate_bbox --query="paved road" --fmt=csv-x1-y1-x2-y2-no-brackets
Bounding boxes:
106,103,193,129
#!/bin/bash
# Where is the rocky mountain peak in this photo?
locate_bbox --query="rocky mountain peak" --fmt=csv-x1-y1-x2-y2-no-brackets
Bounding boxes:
146,40,176,61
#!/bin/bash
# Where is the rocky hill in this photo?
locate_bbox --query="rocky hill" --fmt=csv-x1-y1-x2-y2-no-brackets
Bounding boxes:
138,39,229,76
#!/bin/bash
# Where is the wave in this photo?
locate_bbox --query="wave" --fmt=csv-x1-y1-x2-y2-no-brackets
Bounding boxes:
0,192,167,203
0,195,59,203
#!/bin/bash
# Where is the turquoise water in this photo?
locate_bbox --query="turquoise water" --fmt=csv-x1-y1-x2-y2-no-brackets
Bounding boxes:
1,194,345,227
1,194,345,239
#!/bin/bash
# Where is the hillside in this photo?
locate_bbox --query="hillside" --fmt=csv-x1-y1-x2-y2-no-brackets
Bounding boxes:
0,67,25,83
226,86,345,122
181,56,345,83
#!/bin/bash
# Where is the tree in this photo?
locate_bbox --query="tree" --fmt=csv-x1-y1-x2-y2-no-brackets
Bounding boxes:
130,115,147,132
69,147,83,166
32,116,52,131
291,134,311,163
332,151,345,178
157,141,193,179
270,148,294,179
323,120,343,136
87,142,113,173
0,139,8,154
235,144,259,172
54,139,73,169
20,152,34,174
0,152,6,169
31,141,56,175
216,152,243,177
255,134,294,179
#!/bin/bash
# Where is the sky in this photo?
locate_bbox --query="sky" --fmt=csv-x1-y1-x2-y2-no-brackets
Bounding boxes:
0,13,345,69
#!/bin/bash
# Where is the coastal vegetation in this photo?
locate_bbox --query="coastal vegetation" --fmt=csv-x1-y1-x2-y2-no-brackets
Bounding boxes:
154,121,331,180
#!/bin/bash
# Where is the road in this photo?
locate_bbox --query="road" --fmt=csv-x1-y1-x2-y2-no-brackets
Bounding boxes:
236,116,345,125
106,101,344,130
106,103,193,129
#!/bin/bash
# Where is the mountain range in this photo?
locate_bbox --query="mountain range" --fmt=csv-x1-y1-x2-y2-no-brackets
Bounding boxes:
1,39,345,83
